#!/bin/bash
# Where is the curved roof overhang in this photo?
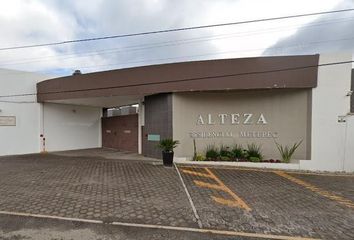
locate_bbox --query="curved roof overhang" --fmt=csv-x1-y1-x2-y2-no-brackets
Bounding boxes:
37,54,319,105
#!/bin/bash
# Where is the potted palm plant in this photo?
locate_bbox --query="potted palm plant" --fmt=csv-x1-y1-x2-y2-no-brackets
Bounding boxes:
158,139,179,166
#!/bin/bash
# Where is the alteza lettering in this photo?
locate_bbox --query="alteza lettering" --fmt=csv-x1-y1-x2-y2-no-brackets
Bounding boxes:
196,113,268,125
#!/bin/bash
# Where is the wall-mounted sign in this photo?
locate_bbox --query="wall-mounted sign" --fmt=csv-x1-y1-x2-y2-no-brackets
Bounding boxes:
148,134,160,141
189,131,278,139
0,116,16,126
196,113,267,125
191,113,277,139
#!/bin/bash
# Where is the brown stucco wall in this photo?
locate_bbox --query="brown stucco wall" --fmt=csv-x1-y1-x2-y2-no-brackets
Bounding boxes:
172,89,311,161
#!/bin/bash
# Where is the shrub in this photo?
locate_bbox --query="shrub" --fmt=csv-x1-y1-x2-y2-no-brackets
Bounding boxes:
194,154,206,161
205,145,219,159
192,138,197,161
158,139,179,152
249,156,261,162
275,140,303,163
219,144,232,158
220,156,231,161
231,144,244,159
246,143,263,160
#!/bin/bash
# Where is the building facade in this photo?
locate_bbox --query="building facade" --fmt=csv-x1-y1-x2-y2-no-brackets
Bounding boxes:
0,53,353,172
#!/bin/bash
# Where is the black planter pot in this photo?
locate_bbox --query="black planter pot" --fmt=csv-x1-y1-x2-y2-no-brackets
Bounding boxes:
162,151,174,166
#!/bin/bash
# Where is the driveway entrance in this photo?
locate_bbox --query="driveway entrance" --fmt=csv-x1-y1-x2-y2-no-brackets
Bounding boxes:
101,114,138,152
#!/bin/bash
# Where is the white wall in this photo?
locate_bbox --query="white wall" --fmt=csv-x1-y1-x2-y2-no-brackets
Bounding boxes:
138,99,145,154
344,115,354,172
0,69,49,156
300,53,353,172
43,103,102,152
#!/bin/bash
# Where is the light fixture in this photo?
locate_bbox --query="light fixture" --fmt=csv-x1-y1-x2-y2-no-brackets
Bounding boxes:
338,115,346,123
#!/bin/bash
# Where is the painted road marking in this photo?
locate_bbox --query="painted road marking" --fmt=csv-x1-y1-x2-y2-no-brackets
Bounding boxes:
0,210,320,240
180,169,211,178
275,171,354,209
181,167,251,211
194,180,225,191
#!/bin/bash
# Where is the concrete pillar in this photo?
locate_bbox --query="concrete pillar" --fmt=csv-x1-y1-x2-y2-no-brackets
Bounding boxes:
138,98,145,154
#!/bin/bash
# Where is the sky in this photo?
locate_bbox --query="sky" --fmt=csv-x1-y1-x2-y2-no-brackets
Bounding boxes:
0,0,353,76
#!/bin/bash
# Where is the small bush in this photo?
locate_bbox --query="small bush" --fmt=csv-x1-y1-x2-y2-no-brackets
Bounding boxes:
249,156,261,162
219,144,232,158
220,156,231,161
205,145,219,159
194,154,206,161
231,144,244,159
275,140,303,163
246,143,263,160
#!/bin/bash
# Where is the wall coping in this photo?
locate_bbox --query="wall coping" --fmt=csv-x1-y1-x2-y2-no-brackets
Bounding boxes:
174,158,300,170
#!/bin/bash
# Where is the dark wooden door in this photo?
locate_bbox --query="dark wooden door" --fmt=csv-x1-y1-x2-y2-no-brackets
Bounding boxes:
101,114,138,152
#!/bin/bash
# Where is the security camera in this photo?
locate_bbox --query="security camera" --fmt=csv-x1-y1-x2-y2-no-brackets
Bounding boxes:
346,90,353,96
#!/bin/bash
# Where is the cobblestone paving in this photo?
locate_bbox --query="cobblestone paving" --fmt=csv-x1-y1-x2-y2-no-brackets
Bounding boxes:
2,154,354,239
179,166,354,240
289,173,354,202
0,154,198,228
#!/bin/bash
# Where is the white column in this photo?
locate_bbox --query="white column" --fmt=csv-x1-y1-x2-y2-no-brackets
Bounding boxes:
138,98,145,154
98,108,102,148
344,114,354,171
39,102,45,152
300,53,352,172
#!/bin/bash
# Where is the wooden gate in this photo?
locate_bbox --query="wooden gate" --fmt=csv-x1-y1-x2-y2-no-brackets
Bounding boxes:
101,114,138,152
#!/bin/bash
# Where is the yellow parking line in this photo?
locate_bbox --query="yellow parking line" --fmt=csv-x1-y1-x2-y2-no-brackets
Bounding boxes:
181,167,251,211
212,196,247,208
275,171,354,209
181,169,212,178
205,168,251,211
194,180,225,191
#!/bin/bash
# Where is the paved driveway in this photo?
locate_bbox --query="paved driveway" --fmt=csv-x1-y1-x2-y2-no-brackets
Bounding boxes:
0,154,196,227
0,152,353,240
179,166,354,239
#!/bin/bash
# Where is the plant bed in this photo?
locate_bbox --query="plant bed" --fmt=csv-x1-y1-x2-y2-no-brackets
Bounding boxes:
261,159,282,163
202,157,252,162
192,141,302,164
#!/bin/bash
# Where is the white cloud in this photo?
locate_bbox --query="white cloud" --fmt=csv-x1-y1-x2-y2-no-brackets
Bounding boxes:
263,0,354,55
0,0,351,76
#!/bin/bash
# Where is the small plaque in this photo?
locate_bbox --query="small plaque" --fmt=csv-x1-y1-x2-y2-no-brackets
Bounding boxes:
124,130,131,134
0,116,16,126
148,134,160,141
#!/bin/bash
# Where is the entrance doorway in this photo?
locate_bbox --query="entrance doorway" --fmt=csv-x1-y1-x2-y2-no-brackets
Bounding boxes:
102,114,138,152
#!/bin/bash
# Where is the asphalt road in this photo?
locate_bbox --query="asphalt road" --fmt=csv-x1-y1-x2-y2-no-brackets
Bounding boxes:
0,215,260,240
